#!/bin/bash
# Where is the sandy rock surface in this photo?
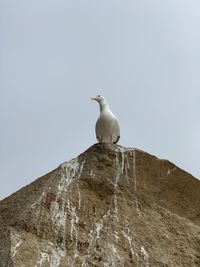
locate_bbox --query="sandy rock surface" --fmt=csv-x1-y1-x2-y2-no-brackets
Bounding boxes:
0,144,200,267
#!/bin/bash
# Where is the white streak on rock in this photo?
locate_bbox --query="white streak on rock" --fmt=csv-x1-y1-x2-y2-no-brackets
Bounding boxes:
30,190,48,236
58,157,85,196
78,158,85,179
11,232,22,258
89,220,103,251
77,183,81,209
113,154,121,217
110,149,130,220
106,243,118,267
30,160,78,236
51,157,85,230
36,252,50,267
133,150,140,213
81,220,103,266
124,153,130,176
66,189,79,263
116,147,125,171
58,159,78,194
114,230,119,242
122,220,134,257
111,231,124,266
121,150,125,174
167,167,176,175
30,191,47,209
89,170,95,177
50,201,67,237
49,246,65,267
95,221,102,239
141,246,149,267
49,157,85,264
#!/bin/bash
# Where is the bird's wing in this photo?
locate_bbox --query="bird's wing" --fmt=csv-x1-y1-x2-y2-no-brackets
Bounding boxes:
111,117,120,143
95,113,120,143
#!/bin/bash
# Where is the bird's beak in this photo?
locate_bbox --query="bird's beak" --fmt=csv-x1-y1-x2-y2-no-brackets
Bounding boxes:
91,97,97,101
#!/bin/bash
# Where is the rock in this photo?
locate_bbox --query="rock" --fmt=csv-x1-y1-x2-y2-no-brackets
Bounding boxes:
0,144,200,267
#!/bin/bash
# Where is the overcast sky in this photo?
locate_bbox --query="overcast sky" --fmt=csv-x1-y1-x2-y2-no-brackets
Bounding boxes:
0,0,200,200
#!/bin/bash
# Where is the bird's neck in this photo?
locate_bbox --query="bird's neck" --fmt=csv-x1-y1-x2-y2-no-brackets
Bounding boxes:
99,103,109,113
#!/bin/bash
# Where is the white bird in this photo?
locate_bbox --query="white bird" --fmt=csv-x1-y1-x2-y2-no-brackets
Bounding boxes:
91,95,120,144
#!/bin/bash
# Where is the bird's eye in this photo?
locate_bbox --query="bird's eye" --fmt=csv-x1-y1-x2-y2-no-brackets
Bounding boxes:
98,95,101,97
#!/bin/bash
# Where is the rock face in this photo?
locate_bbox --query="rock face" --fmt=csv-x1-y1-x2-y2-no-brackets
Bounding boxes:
0,144,200,267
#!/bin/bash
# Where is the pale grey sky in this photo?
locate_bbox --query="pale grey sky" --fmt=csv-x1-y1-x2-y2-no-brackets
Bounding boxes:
0,0,200,200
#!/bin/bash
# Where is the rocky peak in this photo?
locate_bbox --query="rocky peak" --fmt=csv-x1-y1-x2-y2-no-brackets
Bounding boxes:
0,144,200,266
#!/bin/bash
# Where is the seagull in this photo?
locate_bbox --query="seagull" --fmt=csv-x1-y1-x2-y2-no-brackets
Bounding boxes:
91,95,120,144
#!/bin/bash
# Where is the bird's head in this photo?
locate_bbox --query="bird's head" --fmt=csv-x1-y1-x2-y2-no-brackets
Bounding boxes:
91,95,107,105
